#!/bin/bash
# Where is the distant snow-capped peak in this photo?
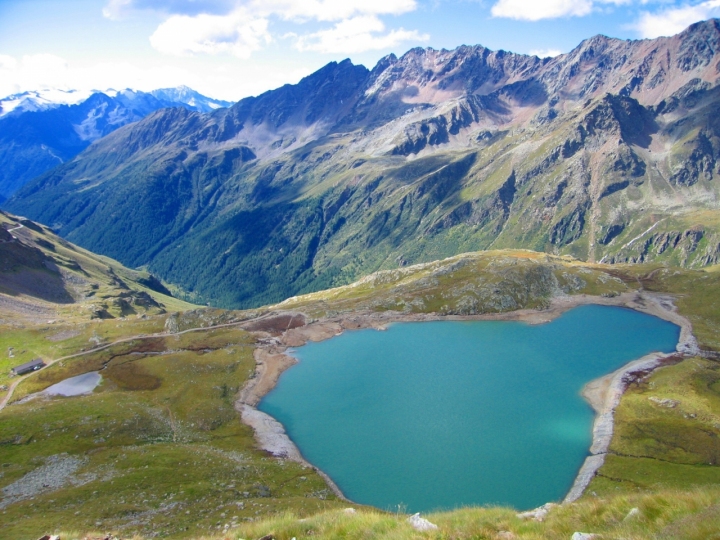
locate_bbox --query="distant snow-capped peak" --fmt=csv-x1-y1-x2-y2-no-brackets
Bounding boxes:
150,86,232,111
0,88,94,117
0,86,233,117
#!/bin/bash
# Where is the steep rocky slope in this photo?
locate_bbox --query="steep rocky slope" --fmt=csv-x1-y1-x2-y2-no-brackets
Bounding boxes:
6,20,720,308
0,210,191,325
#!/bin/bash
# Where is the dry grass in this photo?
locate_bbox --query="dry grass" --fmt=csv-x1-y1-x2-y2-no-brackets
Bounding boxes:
48,487,720,539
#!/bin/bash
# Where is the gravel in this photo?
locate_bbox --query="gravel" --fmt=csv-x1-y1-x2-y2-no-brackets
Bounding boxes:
0,453,89,509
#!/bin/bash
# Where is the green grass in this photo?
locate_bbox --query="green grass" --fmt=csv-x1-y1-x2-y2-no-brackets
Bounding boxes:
275,250,630,317
586,357,720,498
638,265,720,350
0,326,346,539
0,315,173,397
4,249,720,538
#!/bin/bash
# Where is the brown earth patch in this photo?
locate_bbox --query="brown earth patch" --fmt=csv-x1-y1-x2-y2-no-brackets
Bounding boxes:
241,313,307,334
104,361,161,391
46,329,81,342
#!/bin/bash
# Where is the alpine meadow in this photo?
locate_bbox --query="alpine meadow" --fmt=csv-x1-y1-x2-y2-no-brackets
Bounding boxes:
3,8,720,540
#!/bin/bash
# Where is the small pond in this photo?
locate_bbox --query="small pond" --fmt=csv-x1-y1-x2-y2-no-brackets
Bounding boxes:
259,305,680,512
44,371,102,397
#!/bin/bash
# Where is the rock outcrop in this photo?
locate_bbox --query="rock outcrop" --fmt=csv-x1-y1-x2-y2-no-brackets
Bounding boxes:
407,513,439,531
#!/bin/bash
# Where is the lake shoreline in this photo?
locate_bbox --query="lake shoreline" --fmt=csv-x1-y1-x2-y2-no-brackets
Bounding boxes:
236,289,698,506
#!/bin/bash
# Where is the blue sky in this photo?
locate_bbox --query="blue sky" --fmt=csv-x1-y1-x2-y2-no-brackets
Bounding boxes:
1,0,719,101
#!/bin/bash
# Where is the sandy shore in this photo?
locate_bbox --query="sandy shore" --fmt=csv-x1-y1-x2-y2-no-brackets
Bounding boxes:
236,289,700,506
237,404,348,500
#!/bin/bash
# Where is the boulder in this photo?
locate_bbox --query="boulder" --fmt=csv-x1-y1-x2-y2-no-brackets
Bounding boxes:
649,396,680,408
517,502,558,522
407,513,439,531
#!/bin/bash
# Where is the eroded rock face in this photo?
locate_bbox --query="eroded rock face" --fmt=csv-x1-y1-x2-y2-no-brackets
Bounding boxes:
670,130,720,186
517,502,558,522
649,396,680,408
571,533,598,540
604,228,720,267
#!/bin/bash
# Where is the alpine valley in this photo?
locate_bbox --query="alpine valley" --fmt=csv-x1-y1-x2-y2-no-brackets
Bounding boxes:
5,18,720,540
6,20,720,309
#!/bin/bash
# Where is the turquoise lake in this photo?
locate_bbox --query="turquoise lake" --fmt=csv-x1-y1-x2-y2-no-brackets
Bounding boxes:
258,305,680,512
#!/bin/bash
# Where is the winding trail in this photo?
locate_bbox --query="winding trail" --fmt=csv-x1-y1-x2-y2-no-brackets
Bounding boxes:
0,223,24,244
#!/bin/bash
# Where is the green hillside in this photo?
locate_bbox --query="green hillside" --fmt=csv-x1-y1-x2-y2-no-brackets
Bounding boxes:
2,225,720,537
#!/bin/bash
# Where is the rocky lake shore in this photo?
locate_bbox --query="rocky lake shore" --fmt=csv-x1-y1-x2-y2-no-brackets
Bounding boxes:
236,289,702,507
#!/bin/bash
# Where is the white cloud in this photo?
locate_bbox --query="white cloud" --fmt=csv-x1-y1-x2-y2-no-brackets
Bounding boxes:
529,48,564,57
0,55,18,71
250,0,419,22
103,0,133,20
0,52,318,103
294,15,428,53
0,53,192,100
633,0,720,38
491,0,593,20
0,54,72,97
149,9,271,58
105,0,425,57
491,0,631,21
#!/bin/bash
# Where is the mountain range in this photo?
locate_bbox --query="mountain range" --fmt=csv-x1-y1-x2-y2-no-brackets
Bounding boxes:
0,86,232,198
5,19,720,309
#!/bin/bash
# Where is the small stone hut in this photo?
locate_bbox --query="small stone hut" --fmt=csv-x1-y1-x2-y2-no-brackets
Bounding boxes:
11,358,45,375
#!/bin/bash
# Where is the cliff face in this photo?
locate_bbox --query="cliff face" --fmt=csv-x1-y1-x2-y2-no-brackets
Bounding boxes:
5,20,720,308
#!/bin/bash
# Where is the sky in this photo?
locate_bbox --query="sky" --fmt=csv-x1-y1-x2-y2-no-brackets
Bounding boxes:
1,0,719,102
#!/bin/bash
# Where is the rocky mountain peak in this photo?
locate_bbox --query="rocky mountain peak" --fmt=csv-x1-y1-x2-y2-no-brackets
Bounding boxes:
674,18,720,72
86,18,720,163
534,19,720,106
229,58,369,131
364,44,543,105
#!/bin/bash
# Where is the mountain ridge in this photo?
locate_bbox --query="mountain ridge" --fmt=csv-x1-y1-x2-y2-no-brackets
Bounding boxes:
0,87,233,198
5,19,720,308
